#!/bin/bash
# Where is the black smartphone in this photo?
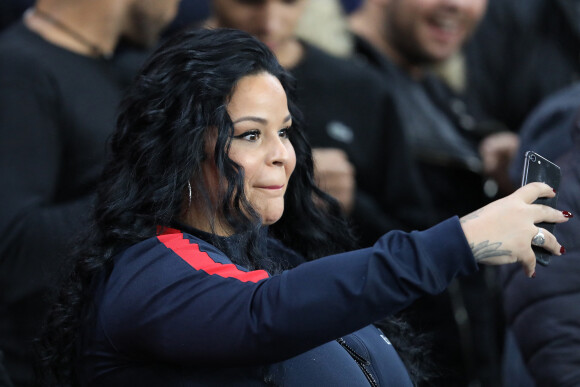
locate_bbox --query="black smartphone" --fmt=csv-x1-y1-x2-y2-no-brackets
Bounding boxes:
521,151,562,266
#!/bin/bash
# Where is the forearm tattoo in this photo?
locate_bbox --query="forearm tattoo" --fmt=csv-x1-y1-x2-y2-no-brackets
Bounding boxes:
460,210,481,223
470,241,512,262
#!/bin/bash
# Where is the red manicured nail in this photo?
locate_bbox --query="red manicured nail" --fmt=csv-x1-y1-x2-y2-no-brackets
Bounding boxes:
563,211,573,218
531,272,536,279
561,246,567,255
553,189,557,193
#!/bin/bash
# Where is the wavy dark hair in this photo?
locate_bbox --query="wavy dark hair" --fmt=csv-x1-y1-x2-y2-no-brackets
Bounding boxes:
38,27,357,385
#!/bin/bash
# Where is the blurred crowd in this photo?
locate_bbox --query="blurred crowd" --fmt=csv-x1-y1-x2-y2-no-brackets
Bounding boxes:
1,0,578,386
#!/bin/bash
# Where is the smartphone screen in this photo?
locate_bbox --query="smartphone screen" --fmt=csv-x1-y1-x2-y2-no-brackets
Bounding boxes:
521,151,561,265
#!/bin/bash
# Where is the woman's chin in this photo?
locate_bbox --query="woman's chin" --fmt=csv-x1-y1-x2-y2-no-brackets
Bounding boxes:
260,211,284,226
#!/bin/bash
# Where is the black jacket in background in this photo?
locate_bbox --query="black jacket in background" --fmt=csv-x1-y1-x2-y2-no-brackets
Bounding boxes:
464,0,580,132
0,22,148,386
351,33,503,387
291,41,434,246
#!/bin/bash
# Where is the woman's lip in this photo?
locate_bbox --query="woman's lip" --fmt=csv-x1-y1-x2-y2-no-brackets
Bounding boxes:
258,185,284,190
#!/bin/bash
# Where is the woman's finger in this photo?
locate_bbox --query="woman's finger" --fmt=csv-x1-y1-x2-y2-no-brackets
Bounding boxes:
519,227,564,278
531,227,565,257
515,182,556,203
519,248,536,278
532,204,573,224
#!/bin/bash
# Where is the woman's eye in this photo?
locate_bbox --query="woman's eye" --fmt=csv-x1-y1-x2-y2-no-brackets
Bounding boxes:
279,126,291,139
234,130,261,141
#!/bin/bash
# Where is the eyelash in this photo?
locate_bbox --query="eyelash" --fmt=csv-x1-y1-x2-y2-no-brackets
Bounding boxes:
233,126,292,142
233,130,260,141
279,126,292,139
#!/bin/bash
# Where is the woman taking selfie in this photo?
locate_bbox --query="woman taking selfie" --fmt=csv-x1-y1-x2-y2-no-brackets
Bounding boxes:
40,28,569,386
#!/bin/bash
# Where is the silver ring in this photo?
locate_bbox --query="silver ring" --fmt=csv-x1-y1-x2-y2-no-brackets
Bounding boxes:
532,228,546,246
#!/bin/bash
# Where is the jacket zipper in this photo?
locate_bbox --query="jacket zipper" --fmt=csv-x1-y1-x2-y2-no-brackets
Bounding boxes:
336,338,379,387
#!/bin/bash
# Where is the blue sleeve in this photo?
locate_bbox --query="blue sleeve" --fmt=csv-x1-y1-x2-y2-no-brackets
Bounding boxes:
100,217,477,367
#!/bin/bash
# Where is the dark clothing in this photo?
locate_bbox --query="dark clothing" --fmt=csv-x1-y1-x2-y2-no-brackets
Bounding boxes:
0,0,31,31
340,0,362,14
0,22,144,386
291,41,435,246
352,35,491,223
352,34,502,387
509,83,580,186
501,93,580,387
0,351,14,387
81,217,477,386
465,0,580,132
163,0,211,38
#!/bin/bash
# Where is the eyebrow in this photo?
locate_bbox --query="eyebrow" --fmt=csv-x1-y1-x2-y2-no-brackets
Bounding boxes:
232,114,292,125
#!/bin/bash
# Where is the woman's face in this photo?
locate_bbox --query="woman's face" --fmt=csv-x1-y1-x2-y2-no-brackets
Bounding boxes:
212,72,296,227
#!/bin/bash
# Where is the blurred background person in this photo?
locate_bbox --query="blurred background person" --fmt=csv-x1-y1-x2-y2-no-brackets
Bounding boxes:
204,0,435,249
0,0,180,385
465,0,580,196
501,84,579,387
0,0,210,34
348,1,511,385
350,0,495,218
465,0,580,137
467,10,580,383
509,83,580,189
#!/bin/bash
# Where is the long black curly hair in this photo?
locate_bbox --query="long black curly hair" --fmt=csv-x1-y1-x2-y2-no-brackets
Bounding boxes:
38,27,358,385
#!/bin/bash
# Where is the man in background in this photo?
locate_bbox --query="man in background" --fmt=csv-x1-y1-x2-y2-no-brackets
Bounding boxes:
0,0,180,384
349,1,507,386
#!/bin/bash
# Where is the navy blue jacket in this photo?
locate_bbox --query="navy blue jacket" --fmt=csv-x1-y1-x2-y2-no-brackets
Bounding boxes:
80,217,476,386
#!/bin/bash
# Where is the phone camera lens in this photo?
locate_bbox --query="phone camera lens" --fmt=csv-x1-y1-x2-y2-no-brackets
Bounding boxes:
529,154,537,162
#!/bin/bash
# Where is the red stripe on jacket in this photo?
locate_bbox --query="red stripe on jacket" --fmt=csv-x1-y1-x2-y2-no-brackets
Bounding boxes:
157,228,269,283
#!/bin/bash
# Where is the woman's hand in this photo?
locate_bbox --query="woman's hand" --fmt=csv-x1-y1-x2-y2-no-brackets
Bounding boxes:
460,182,571,277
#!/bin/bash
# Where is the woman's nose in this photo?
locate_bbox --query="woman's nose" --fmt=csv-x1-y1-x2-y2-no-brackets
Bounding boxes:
268,137,290,166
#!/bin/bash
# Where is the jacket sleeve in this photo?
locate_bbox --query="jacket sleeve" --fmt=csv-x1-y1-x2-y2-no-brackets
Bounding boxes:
101,217,477,367
502,151,580,386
